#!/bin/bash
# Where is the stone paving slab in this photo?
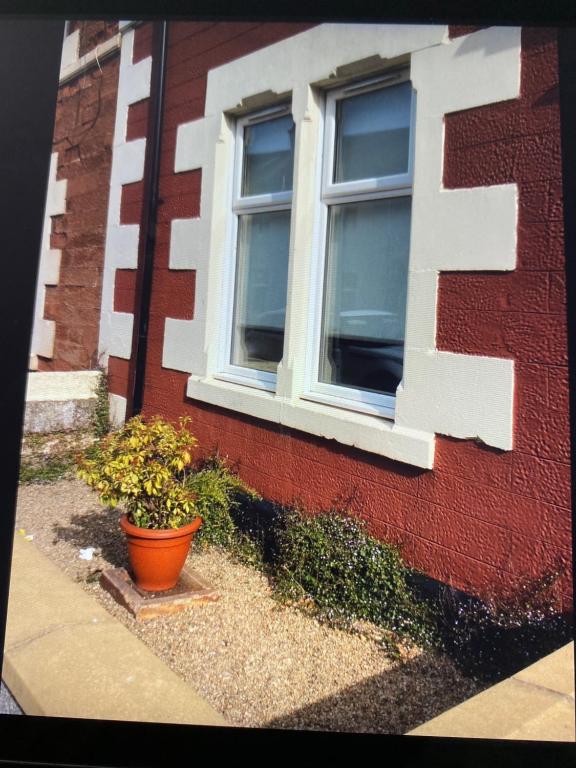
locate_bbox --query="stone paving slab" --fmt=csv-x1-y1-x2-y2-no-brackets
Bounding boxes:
100,566,219,620
3,534,227,726
407,642,575,741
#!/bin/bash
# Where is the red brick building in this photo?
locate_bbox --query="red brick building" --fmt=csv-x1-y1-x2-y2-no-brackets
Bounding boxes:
33,21,572,610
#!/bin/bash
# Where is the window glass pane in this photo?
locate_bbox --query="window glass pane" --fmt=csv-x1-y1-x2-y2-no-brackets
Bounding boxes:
242,114,295,196
318,197,411,396
231,210,290,373
334,81,412,183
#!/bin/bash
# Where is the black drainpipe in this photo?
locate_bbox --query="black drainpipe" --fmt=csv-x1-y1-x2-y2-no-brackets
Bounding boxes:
127,20,168,417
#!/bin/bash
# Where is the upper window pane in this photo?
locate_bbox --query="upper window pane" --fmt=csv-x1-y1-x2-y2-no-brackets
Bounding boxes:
333,81,412,183
242,114,295,196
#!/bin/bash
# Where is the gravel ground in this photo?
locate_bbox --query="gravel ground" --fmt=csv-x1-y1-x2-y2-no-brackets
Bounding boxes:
14,478,484,734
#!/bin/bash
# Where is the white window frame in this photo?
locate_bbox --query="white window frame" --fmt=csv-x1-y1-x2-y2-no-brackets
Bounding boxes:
303,69,415,419
215,103,293,393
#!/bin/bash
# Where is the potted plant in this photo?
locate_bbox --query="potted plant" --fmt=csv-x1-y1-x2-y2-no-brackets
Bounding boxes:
77,415,202,592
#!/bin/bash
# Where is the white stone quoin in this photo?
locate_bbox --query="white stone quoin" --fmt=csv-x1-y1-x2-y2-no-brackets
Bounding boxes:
29,152,67,369
98,26,152,423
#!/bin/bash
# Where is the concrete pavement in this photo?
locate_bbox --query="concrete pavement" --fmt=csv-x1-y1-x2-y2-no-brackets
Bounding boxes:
3,531,574,739
408,641,575,741
3,533,227,726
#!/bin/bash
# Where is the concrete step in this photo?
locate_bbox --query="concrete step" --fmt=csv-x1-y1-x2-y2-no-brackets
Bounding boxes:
24,371,100,434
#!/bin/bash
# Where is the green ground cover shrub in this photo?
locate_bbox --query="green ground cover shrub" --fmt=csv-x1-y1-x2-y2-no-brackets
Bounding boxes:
272,508,435,647
180,455,434,648
184,456,264,568
434,564,573,682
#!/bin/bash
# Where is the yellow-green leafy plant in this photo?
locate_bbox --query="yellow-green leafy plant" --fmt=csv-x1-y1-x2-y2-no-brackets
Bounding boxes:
77,415,197,530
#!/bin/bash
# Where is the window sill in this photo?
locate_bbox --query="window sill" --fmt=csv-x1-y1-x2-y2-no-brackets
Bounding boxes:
186,374,435,468
214,370,276,393
301,389,396,419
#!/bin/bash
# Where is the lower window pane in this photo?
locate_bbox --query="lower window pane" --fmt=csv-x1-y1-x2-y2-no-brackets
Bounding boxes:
319,197,411,396
231,210,290,374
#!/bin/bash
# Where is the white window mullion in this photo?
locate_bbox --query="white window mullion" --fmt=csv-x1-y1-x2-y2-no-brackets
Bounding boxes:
276,84,324,400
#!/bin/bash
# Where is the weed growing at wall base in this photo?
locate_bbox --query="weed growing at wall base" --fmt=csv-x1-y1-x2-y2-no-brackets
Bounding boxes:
92,367,111,438
19,430,90,485
181,456,434,647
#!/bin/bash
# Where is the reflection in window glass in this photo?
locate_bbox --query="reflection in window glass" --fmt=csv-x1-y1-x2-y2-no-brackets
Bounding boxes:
334,81,412,183
231,211,291,373
242,114,295,196
319,197,411,396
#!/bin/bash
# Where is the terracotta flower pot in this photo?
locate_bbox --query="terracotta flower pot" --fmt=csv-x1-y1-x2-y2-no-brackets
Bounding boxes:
120,514,202,592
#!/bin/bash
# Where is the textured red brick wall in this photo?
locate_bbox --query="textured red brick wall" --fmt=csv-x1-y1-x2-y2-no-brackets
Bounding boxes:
449,25,486,39
39,43,120,371
437,27,571,604
68,20,119,57
137,25,571,607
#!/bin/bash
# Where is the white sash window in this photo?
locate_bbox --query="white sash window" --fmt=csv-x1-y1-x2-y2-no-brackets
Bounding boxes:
306,71,414,417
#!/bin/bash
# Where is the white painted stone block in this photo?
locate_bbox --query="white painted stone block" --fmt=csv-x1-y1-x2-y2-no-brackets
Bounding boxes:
169,218,208,270
109,393,128,427
395,351,514,450
46,174,67,218
60,29,80,73
403,271,438,351
26,370,100,401
162,318,206,375
108,224,140,269
35,319,56,360
187,376,281,424
175,116,218,173
410,185,517,271
124,56,152,106
109,312,134,359
411,26,521,115
42,250,61,286
111,139,146,186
